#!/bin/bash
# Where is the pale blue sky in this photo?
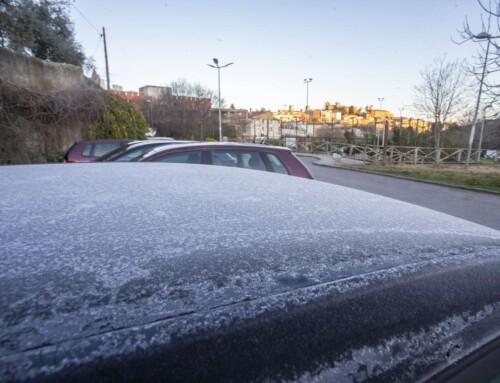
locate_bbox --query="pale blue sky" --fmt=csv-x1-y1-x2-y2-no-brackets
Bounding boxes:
71,0,486,115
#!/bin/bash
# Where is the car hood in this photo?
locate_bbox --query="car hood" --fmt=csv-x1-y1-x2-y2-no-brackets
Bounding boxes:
1,163,499,379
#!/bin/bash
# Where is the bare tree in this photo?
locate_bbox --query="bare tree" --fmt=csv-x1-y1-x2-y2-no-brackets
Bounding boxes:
145,79,221,139
413,56,466,162
457,1,500,104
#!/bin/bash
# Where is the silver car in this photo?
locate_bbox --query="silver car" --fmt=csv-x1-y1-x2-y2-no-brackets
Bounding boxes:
1,164,499,382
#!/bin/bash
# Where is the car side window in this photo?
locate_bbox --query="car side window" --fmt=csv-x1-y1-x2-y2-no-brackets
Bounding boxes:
210,150,237,167
151,151,202,164
264,152,289,175
210,150,266,171
82,144,92,157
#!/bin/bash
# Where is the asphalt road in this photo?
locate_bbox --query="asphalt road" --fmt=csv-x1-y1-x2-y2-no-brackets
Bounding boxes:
301,157,500,231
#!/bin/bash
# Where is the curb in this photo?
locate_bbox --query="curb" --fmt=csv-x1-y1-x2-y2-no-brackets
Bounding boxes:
298,154,500,196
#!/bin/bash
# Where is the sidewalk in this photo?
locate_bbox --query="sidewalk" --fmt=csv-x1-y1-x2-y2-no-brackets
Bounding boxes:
297,153,364,166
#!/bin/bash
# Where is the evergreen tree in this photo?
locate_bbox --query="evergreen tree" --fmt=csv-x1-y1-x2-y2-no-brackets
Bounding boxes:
0,0,85,66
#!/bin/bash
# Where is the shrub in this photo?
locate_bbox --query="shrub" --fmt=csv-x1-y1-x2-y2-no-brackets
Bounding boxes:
88,93,148,140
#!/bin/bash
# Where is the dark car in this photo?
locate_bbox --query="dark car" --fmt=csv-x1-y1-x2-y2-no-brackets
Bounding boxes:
139,142,314,179
64,139,132,163
1,164,499,382
94,140,196,162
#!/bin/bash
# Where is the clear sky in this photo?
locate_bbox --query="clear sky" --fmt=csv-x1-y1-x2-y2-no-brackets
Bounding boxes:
70,0,487,116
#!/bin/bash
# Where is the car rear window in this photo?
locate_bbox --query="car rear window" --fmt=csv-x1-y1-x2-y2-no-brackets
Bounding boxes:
151,150,202,164
264,152,289,175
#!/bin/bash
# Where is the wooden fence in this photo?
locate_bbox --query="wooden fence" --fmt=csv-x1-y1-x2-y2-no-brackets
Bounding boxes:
244,139,499,165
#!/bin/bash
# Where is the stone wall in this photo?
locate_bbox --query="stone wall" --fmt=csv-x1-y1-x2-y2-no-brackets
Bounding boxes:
0,48,99,164
0,47,84,93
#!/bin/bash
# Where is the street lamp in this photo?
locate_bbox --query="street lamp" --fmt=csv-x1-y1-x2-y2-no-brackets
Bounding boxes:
208,58,234,141
465,32,498,169
304,78,312,137
304,78,313,110
376,97,384,152
378,97,385,112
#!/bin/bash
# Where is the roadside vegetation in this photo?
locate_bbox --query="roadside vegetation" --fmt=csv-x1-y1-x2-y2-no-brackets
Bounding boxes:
341,162,500,192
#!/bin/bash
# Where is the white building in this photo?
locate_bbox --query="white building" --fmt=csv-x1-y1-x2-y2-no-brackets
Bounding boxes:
247,112,282,139
139,85,171,100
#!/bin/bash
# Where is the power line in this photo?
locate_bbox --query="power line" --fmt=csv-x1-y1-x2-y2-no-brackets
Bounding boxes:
91,34,102,58
71,2,101,36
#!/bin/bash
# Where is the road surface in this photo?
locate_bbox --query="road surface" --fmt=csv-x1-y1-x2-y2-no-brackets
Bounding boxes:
300,157,500,231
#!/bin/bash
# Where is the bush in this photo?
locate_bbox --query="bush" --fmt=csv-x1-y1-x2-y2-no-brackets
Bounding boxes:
46,150,64,163
88,93,148,140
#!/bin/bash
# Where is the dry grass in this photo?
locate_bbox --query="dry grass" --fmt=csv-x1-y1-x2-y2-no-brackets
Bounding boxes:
342,162,500,192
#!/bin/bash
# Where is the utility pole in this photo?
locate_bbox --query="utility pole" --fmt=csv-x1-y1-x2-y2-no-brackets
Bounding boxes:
102,27,110,91
398,107,404,147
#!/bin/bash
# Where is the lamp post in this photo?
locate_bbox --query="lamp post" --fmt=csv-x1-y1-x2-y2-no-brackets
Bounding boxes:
304,78,313,110
208,58,233,141
304,78,312,138
378,97,385,112
465,32,498,169
398,107,404,146
378,97,385,149
477,104,492,164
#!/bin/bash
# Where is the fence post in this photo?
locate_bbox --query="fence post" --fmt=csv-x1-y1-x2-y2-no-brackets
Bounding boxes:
414,148,418,164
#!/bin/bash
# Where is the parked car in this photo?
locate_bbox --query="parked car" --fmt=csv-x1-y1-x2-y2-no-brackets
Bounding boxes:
94,140,196,162
63,139,131,163
146,136,175,141
139,142,314,179
1,164,499,382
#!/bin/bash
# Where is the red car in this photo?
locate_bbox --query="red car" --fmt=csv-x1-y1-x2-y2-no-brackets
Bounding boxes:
64,139,132,163
138,142,314,179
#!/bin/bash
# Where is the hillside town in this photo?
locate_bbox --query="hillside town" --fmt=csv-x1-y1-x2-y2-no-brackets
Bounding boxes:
104,74,431,142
